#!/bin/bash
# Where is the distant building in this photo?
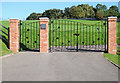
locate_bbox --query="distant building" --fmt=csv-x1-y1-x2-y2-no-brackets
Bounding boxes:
118,1,120,12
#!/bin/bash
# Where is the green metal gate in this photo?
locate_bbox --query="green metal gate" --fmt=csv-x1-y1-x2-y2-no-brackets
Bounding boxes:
49,19,108,52
19,20,40,51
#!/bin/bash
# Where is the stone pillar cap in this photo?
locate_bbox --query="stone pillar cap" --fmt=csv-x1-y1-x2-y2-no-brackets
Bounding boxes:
108,17,117,19
9,18,19,19
39,17,49,19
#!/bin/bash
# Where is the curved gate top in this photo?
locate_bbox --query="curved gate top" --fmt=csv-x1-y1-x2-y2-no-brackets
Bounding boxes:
49,19,108,52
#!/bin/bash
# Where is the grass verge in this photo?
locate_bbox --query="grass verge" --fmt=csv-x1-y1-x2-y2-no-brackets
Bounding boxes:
104,53,120,67
0,39,12,56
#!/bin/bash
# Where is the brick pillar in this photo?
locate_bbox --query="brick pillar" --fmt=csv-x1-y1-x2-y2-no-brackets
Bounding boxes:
39,17,49,53
108,17,117,54
9,19,19,53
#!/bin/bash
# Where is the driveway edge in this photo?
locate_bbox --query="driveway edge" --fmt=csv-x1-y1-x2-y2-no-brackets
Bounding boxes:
105,58,120,69
0,53,14,59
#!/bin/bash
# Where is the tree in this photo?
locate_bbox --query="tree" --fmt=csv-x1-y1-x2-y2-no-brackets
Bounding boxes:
107,6,119,17
77,4,95,18
42,9,63,19
26,12,42,20
109,6,119,12
102,5,107,12
64,7,71,18
88,6,95,18
70,6,85,18
96,10,103,20
26,4,118,20
96,4,107,17
96,4,103,10
26,13,37,20
37,13,42,18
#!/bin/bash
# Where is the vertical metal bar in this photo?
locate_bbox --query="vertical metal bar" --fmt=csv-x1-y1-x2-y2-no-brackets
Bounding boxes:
21,21,22,50
26,23,27,49
31,23,32,49
32,22,34,49
37,22,38,49
30,23,33,48
8,27,9,49
107,18,108,52
94,25,95,49
101,21,103,50
19,20,21,51
74,22,75,49
33,22,35,48
36,22,37,49
77,22,78,52
53,20,55,51
86,25,87,49
35,22,37,49
80,23,81,48
57,20,58,49
68,21,69,48
98,22,100,50
39,21,40,52
89,26,90,48
100,22,101,50
55,20,57,48
95,24,97,50
59,20,60,50
83,24,84,48
49,19,51,52
65,20,66,49
105,19,107,52
62,20,63,51
101,21,102,50
38,21,39,49
92,25,93,48
97,23,99,50
28,23,29,49
71,21,72,48
25,21,26,50
21,21,24,50
31,22,33,49
22,22,23,50
57,20,58,48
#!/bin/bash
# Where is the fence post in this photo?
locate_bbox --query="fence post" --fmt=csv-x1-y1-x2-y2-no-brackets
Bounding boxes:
108,17,117,54
39,17,49,53
9,19,19,53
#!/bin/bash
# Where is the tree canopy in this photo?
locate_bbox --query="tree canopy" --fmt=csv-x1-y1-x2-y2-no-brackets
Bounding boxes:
26,4,119,20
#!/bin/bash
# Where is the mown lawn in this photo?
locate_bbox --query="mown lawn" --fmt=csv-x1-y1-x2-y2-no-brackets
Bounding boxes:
104,53,120,67
0,39,12,56
0,21,12,56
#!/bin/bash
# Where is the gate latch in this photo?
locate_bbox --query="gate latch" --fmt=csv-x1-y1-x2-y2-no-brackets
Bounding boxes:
73,33,80,36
